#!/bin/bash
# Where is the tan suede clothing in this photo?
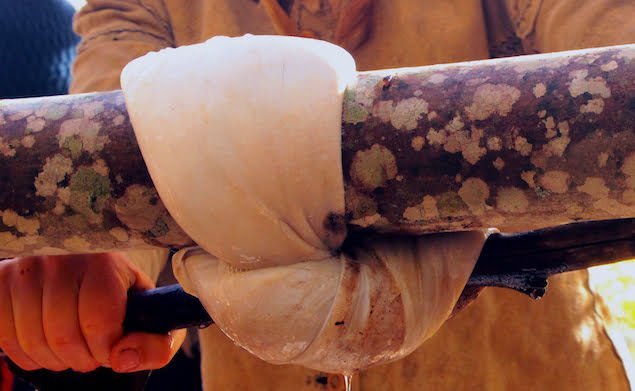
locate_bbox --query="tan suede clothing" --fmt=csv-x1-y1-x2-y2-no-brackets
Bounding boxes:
70,1,635,389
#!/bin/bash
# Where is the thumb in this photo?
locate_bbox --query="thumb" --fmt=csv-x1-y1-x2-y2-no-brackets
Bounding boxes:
109,329,186,373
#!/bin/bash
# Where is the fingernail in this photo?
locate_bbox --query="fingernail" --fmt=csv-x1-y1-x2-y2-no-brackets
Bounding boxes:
116,348,140,372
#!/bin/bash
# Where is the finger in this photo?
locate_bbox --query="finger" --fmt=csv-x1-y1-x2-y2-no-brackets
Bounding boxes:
42,258,100,372
120,252,156,292
109,331,180,373
10,257,68,371
0,260,40,371
78,254,130,366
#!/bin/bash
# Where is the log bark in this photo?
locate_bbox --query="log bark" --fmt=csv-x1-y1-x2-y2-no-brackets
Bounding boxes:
342,44,635,234
0,44,634,257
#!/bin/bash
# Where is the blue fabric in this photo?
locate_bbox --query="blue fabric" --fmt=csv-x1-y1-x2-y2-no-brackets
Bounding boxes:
0,0,79,98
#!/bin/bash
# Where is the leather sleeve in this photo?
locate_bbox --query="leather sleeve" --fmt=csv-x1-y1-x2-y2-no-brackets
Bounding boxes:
532,0,635,52
70,0,174,93
496,0,635,53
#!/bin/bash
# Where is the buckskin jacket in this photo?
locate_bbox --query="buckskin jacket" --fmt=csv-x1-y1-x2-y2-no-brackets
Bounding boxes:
70,1,635,390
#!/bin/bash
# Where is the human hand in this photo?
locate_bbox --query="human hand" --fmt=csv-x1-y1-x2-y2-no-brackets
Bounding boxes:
0,253,184,373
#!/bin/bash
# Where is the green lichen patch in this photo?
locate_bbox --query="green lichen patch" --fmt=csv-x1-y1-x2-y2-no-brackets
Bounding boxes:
437,192,469,218
38,103,69,121
149,217,169,237
349,144,398,192
69,167,112,222
63,135,83,160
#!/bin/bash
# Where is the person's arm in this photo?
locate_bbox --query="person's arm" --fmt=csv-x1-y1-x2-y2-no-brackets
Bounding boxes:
71,0,175,92
532,0,635,52
499,0,635,53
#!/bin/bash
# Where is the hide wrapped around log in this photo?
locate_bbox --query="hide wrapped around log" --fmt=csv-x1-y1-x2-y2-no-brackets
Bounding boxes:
0,44,633,258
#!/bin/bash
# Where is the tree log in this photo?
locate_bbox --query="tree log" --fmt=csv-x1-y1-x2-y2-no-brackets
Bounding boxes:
0,44,634,257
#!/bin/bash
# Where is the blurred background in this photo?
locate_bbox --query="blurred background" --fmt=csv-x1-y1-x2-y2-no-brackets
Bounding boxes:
1,0,635,390
67,0,85,9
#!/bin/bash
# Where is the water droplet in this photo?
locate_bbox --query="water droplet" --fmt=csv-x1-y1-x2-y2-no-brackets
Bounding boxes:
344,372,353,391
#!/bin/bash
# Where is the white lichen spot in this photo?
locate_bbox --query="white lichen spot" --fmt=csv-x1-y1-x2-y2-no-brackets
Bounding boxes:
36,103,69,120
2,209,18,227
35,154,73,197
115,174,124,184
493,157,505,170
533,83,547,98
0,137,16,157
558,121,570,135
442,125,486,165
411,136,425,151
593,198,629,216
568,69,611,98
58,118,108,154
115,185,165,231
466,77,491,87
445,115,464,133
427,111,438,121
16,216,40,235
21,235,39,246
373,100,393,123
92,159,110,176
580,98,604,114
622,153,635,188
538,109,547,118
521,171,536,188
0,232,24,252
26,116,46,133
21,135,35,148
465,83,521,121
463,141,487,165
577,177,609,199
350,144,398,191
63,236,92,252
113,114,125,126
391,98,429,131
426,128,446,145
514,136,533,156
601,61,618,72
623,190,635,204
497,187,529,213
109,227,130,242
458,178,490,214
427,73,447,84
350,213,381,227
616,50,635,62
544,116,557,138
80,101,105,118
540,170,570,194
413,89,423,97
52,200,66,215
403,196,439,221
57,186,71,205
597,152,609,168
545,136,571,157
487,136,502,151
9,110,30,121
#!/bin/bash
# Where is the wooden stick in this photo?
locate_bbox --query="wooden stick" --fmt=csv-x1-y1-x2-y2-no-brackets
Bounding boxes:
0,44,634,257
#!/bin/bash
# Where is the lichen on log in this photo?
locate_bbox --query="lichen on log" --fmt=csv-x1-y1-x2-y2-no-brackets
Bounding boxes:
0,91,192,257
342,45,635,234
0,44,633,257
